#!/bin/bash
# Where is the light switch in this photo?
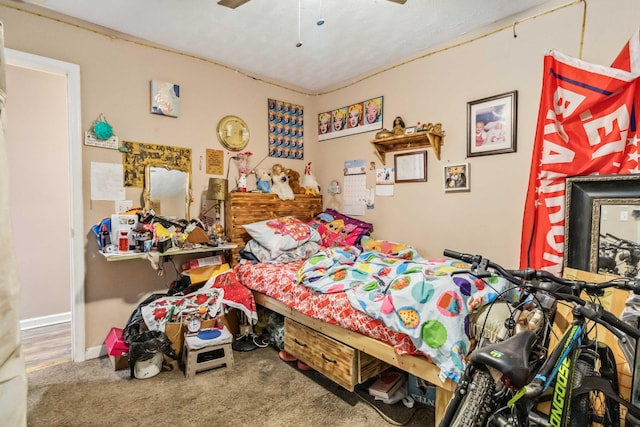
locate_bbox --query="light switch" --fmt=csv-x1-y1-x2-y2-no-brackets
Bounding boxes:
620,210,629,221
116,200,133,214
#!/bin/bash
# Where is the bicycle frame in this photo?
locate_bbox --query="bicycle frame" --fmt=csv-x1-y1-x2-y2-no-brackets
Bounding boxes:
509,302,639,426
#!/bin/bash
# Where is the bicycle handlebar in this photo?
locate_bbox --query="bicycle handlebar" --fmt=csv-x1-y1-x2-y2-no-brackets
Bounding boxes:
443,248,640,341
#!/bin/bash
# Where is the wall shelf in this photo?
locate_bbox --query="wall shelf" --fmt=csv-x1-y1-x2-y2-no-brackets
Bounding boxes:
370,127,445,165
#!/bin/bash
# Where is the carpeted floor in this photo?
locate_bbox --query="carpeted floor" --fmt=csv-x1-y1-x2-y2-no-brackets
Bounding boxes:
27,346,435,427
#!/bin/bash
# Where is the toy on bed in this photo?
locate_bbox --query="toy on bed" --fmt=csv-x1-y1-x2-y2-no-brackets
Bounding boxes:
270,164,294,200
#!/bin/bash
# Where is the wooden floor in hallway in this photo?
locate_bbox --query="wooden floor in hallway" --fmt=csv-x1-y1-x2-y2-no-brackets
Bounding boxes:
21,322,72,372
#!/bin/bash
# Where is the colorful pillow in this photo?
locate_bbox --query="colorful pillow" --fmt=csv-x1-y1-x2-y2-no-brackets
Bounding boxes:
360,236,412,254
243,216,321,258
308,209,373,247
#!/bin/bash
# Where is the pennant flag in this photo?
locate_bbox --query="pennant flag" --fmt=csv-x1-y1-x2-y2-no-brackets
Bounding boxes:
612,27,640,73
520,34,640,274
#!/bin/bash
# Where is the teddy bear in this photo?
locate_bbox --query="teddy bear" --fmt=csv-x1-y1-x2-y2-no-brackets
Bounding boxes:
271,163,294,200
255,167,271,193
286,168,305,195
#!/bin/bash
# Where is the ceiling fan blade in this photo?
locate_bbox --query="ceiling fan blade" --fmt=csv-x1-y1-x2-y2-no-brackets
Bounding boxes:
217,0,251,9
387,0,408,4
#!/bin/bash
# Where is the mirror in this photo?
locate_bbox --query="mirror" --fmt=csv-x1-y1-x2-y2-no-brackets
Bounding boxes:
143,165,191,219
564,174,640,276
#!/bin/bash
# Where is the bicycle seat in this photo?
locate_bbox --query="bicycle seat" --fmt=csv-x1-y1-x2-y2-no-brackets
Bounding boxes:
470,330,537,389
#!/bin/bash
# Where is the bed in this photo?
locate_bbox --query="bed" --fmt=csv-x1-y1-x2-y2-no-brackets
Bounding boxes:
226,192,460,422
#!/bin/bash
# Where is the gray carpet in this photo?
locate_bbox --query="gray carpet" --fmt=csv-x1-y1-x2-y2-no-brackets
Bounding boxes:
27,346,435,426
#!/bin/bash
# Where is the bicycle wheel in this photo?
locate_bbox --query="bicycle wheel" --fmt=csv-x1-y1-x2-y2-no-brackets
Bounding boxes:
569,357,621,427
449,369,496,427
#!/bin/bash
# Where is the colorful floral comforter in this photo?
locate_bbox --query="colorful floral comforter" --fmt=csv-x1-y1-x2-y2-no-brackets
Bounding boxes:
298,247,508,381
233,260,418,356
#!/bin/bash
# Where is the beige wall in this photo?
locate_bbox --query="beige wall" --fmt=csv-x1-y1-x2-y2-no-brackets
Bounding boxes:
1,0,639,354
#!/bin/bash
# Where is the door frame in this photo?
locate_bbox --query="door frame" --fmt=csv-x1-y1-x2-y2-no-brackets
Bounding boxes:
6,48,85,362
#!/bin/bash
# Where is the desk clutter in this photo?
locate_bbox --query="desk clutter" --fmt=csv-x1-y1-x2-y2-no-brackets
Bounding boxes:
92,210,229,256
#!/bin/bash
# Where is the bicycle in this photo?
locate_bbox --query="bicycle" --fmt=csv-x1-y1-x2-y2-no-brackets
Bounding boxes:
438,249,640,427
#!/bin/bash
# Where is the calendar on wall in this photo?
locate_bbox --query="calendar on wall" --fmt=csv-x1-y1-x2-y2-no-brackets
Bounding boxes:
342,159,367,216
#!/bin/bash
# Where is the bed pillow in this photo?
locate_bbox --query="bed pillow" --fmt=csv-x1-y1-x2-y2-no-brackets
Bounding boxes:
244,239,320,264
360,236,412,254
243,216,321,258
308,209,373,247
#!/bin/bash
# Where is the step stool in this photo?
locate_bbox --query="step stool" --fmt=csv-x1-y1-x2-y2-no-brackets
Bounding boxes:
182,336,234,379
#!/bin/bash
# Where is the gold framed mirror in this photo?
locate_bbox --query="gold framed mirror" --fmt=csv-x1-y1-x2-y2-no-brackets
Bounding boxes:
143,165,192,219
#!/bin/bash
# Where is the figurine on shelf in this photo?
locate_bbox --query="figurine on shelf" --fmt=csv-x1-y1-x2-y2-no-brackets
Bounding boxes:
271,163,294,200
393,116,405,136
255,167,271,193
234,151,252,192
301,162,320,195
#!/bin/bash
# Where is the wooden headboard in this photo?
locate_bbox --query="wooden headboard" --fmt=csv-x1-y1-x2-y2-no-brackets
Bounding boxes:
225,192,323,260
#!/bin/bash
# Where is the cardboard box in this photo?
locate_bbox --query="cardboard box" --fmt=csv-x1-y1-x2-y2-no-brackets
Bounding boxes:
407,374,436,407
109,354,129,371
105,327,129,356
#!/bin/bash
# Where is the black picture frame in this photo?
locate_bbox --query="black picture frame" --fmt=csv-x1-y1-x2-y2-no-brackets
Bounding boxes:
467,90,517,157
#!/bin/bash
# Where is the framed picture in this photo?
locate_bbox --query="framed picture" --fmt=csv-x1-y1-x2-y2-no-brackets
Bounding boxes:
394,151,427,183
404,126,416,135
318,96,383,141
467,90,517,157
150,80,180,118
444,162,469,192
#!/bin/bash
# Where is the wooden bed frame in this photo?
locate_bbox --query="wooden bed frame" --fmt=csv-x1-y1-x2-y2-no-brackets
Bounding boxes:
226,192,454,422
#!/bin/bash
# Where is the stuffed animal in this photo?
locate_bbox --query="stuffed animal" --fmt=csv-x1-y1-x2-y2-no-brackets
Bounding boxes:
271,163,294,200
256,167,271,193
287,168,305,194
301,162,320,195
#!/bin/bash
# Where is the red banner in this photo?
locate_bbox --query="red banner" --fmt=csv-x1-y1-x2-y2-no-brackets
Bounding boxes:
520,46,640,274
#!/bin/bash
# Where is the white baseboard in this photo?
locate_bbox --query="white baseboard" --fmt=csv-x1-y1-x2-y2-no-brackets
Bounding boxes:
20,312,71,330
85,344,107,360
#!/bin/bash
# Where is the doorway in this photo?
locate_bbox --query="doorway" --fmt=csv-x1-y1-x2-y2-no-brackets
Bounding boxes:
5,49,85,362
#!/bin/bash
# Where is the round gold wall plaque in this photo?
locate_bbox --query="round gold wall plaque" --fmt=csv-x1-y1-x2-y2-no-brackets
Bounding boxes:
216,115,250,151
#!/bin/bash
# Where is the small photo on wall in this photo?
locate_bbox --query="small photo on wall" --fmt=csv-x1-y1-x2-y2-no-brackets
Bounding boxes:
444,162,470,192
150,80,180,118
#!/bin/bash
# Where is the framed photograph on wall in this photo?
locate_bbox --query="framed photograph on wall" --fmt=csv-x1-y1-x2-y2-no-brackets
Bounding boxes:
444,162,469,192
467,90,517,157
394,151,427,183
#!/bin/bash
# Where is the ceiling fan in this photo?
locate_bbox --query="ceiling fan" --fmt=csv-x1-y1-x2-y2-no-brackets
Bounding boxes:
217,0,406,9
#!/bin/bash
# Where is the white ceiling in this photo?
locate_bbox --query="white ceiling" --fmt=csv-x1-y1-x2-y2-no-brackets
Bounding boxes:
21,0,552,93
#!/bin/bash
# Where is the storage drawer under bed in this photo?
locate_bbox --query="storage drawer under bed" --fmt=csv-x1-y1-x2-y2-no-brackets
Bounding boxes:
284,318,387,391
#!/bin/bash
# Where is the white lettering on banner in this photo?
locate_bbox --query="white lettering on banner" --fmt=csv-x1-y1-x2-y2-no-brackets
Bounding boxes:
544,110,569,143
553,87,586,119
545,225,564,253
584,104,630,159
541,140,576,165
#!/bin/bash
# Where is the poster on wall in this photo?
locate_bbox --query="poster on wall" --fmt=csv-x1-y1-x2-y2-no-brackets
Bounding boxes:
318,96,383,141
121,140,191,187
268,98,304,160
